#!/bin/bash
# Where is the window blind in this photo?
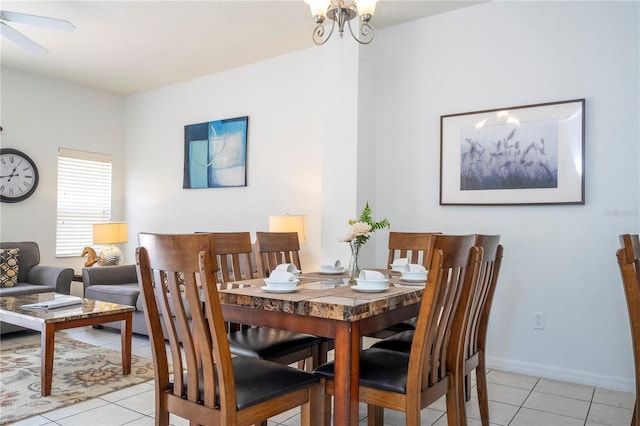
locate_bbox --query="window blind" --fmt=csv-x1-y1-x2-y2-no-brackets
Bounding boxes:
56,148,112,257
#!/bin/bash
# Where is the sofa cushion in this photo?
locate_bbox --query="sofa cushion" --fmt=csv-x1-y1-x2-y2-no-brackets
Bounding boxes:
0,248,20,288
0,242,40,282
0,283,56,297
85,283,140,307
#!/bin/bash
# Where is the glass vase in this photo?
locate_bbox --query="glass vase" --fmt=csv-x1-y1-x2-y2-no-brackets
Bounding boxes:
348,241,362,284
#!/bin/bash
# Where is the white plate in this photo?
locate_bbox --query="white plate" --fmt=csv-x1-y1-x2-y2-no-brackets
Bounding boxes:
401,277,427,283
320,268,345,275
352,285,388,293
263,278,300,286
400,279,426,285
262,287,298,294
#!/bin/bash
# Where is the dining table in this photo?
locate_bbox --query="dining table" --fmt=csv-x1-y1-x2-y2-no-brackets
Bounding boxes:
217,269,425,426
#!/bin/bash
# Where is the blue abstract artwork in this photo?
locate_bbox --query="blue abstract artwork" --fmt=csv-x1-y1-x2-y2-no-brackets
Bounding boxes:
183,116,248,188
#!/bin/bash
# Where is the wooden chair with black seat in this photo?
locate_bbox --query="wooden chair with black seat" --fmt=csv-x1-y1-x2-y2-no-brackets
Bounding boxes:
616,234,640,426
368,231,440,339
313,234,481,426
255,230,335,377
370,234,503,426
135,232,320,426
387,231,440,269
210,231,322,372
459,235,503,426
254,231,302,278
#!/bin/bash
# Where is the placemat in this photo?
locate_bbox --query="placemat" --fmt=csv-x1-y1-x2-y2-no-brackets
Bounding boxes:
221,284,339,302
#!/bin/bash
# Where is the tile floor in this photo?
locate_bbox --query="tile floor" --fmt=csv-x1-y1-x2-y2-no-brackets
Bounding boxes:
2,326,635,426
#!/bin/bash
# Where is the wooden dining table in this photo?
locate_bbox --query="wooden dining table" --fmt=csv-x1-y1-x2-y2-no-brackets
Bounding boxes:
218,270,424,426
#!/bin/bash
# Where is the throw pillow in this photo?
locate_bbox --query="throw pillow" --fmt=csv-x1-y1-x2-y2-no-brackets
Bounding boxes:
0,248,20,288
161,271,186,292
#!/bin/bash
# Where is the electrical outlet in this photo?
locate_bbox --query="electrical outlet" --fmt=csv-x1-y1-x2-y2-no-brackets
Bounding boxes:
533,312,545,330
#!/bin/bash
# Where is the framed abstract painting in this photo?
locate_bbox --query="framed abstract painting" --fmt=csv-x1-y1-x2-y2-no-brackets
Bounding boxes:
183,116,248,189
440,99,585,205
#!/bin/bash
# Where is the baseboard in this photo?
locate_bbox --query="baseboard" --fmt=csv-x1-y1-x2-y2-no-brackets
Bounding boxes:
486,356,635,393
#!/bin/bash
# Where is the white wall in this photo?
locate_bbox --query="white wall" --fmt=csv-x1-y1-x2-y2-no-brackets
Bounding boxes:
373,1,639,390
123,42,365,271
0,67,124,272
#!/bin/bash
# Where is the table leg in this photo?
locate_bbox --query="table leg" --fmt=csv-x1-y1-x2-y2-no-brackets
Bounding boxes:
120,312,132,375
333,321,360,426
41,323,56,396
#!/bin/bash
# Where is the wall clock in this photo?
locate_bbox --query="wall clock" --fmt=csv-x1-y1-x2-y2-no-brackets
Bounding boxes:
0,148,39,203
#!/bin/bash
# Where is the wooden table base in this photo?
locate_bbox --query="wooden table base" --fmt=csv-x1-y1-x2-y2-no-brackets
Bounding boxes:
39,312,132,396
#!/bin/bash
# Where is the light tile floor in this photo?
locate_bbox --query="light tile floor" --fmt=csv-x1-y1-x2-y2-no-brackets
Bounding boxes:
2,327,635,426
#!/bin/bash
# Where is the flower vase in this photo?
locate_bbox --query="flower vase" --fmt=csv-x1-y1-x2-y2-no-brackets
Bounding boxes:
348,241,362,284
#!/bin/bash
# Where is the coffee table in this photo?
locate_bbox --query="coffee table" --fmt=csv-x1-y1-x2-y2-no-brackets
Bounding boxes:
0,292,134,396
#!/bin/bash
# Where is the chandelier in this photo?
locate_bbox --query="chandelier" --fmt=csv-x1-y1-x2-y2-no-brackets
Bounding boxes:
304,0,378,45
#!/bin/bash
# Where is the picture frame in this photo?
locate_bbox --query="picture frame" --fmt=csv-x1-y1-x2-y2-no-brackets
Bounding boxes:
183,116,248,189
440,99,585,205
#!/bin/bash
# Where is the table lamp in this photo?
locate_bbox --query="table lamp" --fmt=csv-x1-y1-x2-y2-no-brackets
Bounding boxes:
92,222,128,266
269,214,307,244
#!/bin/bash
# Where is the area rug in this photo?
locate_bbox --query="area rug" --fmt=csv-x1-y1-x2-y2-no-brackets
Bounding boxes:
0,336,157,425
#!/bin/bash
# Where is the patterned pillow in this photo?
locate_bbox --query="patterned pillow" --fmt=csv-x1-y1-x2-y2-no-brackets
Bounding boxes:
0,248,20,288
160,271,186,292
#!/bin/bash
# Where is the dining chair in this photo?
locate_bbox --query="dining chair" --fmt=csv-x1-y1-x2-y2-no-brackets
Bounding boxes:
387,231,440,269
459,235,503,425
211,231,256,284
313,234,480,426
135,232,320,426
254,231,302,278
617,234,640,426
369,231,440,339
210,232,322,370
255,230,334,377
370,234,503,425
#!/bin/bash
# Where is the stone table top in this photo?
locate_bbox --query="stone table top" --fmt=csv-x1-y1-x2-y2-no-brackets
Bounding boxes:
218,275,425,322
0,292,134,324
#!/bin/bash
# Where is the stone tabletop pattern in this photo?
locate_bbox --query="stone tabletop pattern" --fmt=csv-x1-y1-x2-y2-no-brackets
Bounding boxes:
0,292,135,324
218,275,424,322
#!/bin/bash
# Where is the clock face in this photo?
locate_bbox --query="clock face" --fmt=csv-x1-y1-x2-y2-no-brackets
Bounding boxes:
0,148,39,203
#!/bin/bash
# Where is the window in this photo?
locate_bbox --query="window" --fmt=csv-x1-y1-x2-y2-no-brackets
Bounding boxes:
56,149,112,257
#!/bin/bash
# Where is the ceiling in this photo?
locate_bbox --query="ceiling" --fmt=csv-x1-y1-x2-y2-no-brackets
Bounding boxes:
1,1,482,95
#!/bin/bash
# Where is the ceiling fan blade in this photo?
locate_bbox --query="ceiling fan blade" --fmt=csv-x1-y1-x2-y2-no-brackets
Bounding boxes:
0,10,75,32
0,21,47,55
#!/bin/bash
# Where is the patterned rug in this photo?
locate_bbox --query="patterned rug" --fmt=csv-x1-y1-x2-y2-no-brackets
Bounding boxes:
0,336,156,425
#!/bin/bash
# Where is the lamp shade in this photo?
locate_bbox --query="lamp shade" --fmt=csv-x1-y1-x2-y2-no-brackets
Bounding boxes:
305,0,328,18
93,222,128,244
357,0,377,16
269,215,307,244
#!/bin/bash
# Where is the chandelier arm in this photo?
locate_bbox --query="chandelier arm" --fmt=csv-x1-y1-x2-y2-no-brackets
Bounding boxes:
313,19,336,46
347,19,374,45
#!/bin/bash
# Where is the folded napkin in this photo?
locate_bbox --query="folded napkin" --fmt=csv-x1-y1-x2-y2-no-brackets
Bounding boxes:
268,270,297,282
359,270,386,280
321,259,342,269
407,264,427,273
275,263,300,274
391,258,410,271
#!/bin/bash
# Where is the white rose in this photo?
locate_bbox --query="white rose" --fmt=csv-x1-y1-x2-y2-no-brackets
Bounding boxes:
339,233,356,242
351,221,372,236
